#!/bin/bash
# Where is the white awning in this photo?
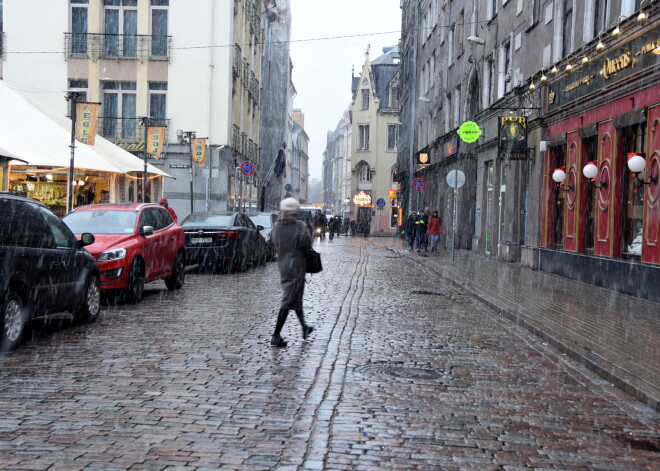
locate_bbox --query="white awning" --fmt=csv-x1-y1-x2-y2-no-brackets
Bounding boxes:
0,80,171,178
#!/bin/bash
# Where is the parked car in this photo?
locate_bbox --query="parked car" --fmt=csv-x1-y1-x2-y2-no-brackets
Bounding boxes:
63,203,186,303
245,211,278,261
0,192,100,351
181,212,266,272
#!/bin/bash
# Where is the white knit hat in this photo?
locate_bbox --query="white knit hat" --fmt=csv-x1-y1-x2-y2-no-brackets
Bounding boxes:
280,197,300,214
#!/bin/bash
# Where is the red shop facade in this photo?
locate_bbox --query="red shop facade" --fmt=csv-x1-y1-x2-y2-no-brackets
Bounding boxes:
540,27,660,302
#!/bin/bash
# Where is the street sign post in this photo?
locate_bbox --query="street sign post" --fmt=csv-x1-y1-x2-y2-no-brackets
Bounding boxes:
376,197,385,210
446,169,466,261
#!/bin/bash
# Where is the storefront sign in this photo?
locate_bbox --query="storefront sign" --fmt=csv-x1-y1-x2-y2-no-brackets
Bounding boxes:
115,140,145,152
388,190,398,198
547,32,659,111
498,116,527,160
442,137,459,158
457,121,482,143
147,127,166,160
75,102,99,145
416,152,430,165
191,138,207,165
352,191,371,205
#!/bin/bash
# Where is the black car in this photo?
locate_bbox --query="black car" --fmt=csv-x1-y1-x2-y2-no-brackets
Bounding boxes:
181,212,266,272
245,212,278,262
0,193,100,351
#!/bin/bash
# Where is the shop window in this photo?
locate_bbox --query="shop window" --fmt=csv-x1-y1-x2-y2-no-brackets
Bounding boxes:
583,136,598,252
551,146,567,249
621,123,646,258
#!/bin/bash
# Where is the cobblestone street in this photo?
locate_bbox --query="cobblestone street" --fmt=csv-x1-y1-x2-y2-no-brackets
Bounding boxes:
0,237,658,470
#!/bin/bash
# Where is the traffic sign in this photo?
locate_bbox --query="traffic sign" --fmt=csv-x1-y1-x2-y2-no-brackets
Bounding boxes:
446,169,466,188
412,178,426,192
240,161,255,176
376,198,386,208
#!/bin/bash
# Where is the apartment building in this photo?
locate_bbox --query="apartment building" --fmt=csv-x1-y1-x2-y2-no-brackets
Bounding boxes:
1,0,268,219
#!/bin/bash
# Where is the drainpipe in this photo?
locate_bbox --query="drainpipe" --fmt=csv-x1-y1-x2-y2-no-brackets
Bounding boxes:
407,0,419,214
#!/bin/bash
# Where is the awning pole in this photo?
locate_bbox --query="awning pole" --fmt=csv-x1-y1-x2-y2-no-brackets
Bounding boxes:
66,91,80,214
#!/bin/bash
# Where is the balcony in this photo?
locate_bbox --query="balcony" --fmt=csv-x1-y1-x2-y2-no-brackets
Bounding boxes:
64,33,171,61
98,117,170,144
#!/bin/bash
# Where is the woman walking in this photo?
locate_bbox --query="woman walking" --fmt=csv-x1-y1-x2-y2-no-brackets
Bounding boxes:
271,198,315,347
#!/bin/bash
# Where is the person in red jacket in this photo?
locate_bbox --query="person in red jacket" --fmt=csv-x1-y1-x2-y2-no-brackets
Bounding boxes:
159,197,178,223
428,210,442,252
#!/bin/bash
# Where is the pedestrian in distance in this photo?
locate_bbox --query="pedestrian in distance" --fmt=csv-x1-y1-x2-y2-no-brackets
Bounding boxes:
270,197,315,348
159,197,178,223
428,210,442,252
405,212,417,251
350,219,357,236
328,216,335,240
415,207,430,252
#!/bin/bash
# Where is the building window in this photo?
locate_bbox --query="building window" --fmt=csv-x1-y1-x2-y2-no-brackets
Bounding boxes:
453,86,461,129
149,82,167,126
151,0,168,57
102,81,137,141
503,40,512,94
593,0,608,36
621,123,646,258
361,89,369,110
390,86,399,108
67,80,88,117
387,124,399,150
104,0,138,58
358,124,369,150
562,0,573,58
71,0,89,55
532,0,541,23
358,163,372,182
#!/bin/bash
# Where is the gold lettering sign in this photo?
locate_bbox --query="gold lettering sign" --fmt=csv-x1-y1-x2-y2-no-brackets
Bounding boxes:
563,75,595,93
600,52,636,80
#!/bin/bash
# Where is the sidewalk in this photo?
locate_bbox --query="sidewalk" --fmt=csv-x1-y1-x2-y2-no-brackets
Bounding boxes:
373,236,660,412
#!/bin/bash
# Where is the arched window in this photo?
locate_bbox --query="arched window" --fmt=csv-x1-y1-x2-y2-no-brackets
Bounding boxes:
358,163,372,182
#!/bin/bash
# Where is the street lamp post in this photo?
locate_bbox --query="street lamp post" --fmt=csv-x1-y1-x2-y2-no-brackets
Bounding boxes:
65,91,81,214
177,129,197,214
139,116,150,203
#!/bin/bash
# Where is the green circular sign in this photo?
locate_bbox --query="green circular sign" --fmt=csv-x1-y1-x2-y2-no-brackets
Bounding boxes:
457,121,483,143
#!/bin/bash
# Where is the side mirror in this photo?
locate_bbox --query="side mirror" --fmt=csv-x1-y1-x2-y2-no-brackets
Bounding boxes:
79,232,95,248
140,225,154,237
257,225,264,231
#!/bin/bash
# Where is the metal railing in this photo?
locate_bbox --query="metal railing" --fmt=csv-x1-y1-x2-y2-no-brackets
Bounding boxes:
64,33,171,61
98,117,170,144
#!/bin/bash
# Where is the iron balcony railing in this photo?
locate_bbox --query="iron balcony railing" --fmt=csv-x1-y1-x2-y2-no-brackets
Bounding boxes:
64,33,171,61
98,117,170,144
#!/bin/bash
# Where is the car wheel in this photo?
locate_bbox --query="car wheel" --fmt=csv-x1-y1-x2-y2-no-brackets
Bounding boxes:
1,292,25,351
126,259,145,304
165,251,186,290
75,276,101,324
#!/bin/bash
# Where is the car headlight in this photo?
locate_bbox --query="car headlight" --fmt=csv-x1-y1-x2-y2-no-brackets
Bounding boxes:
97,248,127,262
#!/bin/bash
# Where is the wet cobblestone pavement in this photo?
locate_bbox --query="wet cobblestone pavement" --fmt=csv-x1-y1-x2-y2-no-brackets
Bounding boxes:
0,236,658,470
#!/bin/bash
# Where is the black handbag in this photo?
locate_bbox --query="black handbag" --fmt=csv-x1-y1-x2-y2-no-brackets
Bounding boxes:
306,248,323,274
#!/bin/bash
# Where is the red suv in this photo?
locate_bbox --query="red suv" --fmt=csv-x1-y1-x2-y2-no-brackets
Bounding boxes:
63,203,186,303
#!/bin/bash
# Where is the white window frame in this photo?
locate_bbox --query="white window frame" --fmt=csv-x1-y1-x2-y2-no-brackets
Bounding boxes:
357,124,370,150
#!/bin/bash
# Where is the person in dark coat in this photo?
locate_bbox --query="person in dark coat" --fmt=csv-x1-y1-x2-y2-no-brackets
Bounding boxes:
159,197,178,223
404,212,417,251
270,197,315,347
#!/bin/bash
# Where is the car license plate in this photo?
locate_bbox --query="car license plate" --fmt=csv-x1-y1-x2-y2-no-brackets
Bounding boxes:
191,237,213,244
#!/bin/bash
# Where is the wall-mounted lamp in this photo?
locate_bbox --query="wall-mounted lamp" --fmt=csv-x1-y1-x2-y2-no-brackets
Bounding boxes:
552,167,574,192
628,153,659,186
596,31,607,52
504,68,515,83
467,35,485,45
528,75,539,91
582,161,608,189
580,47,591,66
550,64,558,75
539,140,548,152
610,15,627,37
637,0,655,25
539,68,548,84
418,96,430,103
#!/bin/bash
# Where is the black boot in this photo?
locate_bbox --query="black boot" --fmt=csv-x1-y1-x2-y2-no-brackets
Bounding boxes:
295,309,314,340
272,309,289,347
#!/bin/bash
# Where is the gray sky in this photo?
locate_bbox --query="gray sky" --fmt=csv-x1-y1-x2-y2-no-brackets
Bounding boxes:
289,1,402,181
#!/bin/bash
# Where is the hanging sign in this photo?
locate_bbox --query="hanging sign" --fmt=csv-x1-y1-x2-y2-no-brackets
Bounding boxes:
147,126,166,160
75,102,100,145
191,138,207,165
457,121,482,143
352,191,372,205
498,116,527,160
416,152,430,165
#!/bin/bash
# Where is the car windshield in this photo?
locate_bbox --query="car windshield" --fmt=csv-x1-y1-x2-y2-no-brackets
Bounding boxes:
248,215,273,228
63,210,137,234
182,214,233,227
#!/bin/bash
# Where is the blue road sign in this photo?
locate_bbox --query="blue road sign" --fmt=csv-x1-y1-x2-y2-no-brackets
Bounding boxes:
241,161,255,176
376,198,386,208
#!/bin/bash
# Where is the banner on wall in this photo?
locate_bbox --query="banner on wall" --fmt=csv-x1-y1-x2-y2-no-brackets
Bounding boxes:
147,126,166,160
498,116,527,160
75,102,100,145
191,138,207,165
